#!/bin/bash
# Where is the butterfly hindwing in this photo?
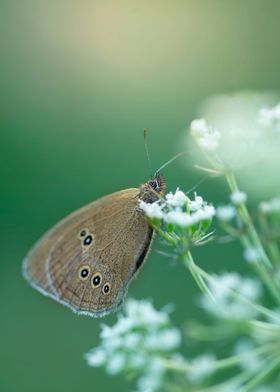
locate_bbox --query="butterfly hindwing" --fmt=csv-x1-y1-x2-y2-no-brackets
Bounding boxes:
23,188,154,317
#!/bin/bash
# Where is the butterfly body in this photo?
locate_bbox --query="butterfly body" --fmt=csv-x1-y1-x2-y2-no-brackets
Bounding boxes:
23,174,166,317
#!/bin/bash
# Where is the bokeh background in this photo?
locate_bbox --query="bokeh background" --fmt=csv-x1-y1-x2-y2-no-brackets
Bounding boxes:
1,1,280,391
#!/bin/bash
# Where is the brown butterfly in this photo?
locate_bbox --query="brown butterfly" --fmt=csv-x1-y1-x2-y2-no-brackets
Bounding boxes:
23,173,166,317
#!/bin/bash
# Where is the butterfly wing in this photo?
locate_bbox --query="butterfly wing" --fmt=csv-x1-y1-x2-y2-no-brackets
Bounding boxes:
23,188,154,317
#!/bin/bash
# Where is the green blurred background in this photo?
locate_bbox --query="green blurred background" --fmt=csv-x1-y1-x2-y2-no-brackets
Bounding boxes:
1,1,280,391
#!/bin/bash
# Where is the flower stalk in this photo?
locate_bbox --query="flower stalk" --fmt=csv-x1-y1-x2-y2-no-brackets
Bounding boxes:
182,251,213,299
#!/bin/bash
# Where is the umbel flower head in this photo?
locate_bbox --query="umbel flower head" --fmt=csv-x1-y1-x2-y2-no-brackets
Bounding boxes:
139,188,215,254
187,91,280,197
200,272,262,320
85,299,181,392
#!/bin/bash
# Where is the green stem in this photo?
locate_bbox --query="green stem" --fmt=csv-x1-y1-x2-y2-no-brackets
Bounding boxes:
196,351,280,392
187,321,245,341
183,251,214,299
249,319,280,332
267,241,280,267
162,343,276,373
196,373,248,392
196,366,261,392
154,226,178,245
242,355,280,392
226,171,280,303
226,171,272,268
241,232,280,303
259,212,280,267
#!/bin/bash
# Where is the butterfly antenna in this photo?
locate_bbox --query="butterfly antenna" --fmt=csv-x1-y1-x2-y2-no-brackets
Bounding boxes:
143,128,152,175
186,175,210,194
155,151,189,175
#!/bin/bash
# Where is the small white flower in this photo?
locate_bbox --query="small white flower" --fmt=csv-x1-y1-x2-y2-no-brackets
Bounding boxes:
198,132,220,152
100,317,135,340
102,335,122,352
145,328,181,351
85,348,106,367
195,205,216,221
106,352,126,375
259,201,271,213
189,194,204,212
159,329,181,350
166,188,187,207
259,107,275,127
239,279,261,300
189,354,216,383
123,333,141,349
243,246,262,264
139,200,164,219
137,360,164,391
259,197,280,214
165,209,194,227
129,352,147,369
190,118,209,137
114,316,135,335
209,273,240,301
234,339,263,372
125,299,168,327
230,190,247,205
259,103,280,131
143,333,160,351
190,118,221,152
216,205,236,221
269,197,280,211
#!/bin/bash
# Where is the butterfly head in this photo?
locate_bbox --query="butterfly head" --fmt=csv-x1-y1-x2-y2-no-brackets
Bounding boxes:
139,172,166,203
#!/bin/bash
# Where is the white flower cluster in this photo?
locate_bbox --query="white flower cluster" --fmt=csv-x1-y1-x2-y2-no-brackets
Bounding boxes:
166,188,187,207
234,338,263,373
190,118,221,152
139,201,164,219
259,103,280,131
200,273,262,320
187,93,280,196
188,353,217,383
216,205,236,221
243,246,262,264
216,190,247,221
139,189,215,228
230,190,247,205
85,299,181,392
259,197,280,214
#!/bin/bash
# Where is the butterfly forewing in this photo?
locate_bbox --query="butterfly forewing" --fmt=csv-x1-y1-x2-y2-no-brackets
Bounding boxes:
23,188,154,317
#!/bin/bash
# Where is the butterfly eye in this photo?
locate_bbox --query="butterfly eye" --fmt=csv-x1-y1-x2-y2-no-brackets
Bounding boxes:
91,273,102,288
79,266,90,280
83,234,93,246
103,283,110,295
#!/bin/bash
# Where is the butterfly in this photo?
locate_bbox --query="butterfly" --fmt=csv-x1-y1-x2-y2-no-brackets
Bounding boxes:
23,173,166,317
